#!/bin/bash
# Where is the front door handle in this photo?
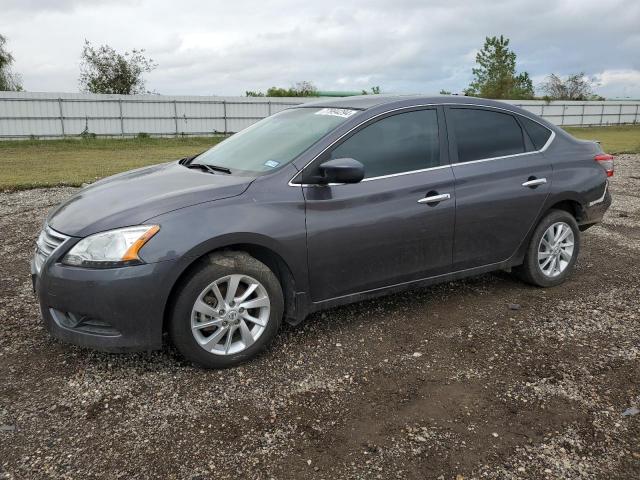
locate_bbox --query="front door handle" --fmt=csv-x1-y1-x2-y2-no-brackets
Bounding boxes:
418,193,451,204
522,177,547,188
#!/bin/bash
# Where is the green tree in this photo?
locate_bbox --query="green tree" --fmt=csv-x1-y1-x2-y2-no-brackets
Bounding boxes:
247,81,319,97
465,35,534,99
361,86,382,95
267,81,319,97
0,34,23,91
79,40,157,94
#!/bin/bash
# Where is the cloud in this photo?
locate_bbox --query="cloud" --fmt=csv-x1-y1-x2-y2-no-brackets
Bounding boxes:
592,69,640,98
2,0,135,13
2,0,639,97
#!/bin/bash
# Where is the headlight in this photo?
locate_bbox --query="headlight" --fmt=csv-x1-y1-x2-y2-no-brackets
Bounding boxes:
62,225,160,268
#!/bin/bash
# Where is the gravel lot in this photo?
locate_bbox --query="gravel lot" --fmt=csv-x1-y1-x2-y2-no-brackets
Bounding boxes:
1,156,639,479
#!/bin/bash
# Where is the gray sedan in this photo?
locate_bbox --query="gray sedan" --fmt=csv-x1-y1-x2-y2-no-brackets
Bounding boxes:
32,95,612,368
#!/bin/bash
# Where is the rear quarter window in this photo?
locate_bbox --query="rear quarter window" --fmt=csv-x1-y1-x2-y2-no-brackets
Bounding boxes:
519,116,553,150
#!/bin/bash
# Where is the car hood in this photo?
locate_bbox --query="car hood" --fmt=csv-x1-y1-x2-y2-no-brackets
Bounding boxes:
48,161,253,237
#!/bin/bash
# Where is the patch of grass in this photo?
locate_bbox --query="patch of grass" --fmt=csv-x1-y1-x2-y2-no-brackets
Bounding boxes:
563,124,640,154
0,136,224,191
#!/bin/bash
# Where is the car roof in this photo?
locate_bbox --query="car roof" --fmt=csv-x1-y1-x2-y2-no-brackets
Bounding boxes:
300,94,527,113
298,94,557,130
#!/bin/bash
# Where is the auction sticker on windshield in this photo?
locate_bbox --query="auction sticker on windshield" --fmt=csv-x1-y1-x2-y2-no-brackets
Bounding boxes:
314,108,358,118
264,160,280,168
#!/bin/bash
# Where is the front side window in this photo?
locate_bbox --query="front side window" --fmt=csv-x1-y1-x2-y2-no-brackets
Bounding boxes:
195,107,356,174
328,109,440,179
450,108,525,163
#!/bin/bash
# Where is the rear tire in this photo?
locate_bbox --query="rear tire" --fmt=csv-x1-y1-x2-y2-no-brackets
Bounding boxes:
514,209,580,287
169,251,284,369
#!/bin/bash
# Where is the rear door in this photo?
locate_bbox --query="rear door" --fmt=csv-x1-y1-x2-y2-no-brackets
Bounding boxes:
445,106,553,270
301,107,456,301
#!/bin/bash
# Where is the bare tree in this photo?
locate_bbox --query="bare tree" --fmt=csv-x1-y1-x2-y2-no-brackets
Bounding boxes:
540,73,596,100
79,40,157,94
0,34,23,91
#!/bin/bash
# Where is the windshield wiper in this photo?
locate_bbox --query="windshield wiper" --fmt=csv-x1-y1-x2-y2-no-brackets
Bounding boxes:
185,163,232,175
185,163,217,174
204,164,232,174
179,154,201,165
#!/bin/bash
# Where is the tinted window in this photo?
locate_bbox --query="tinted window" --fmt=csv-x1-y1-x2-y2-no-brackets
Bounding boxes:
451,108,525,163
329,109,439,178
519,116,552,150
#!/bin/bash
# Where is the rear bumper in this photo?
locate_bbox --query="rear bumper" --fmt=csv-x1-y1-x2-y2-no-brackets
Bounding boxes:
32,258,177,352
579,184,612,229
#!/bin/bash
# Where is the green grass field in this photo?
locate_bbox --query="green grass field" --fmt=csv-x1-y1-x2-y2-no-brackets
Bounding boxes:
0,125,638,190
0,136,223,190
563,124,640,155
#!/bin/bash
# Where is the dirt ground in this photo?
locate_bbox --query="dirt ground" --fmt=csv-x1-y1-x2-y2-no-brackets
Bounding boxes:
1,156,638,480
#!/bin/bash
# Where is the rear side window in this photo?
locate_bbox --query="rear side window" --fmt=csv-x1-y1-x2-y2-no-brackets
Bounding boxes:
329,109,440,178
450,108,525,163
519,116,552,150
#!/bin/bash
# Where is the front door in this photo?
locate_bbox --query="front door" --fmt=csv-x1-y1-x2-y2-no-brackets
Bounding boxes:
302,108,456,301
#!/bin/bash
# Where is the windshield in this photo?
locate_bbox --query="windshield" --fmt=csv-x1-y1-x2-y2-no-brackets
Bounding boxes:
194,107,358,174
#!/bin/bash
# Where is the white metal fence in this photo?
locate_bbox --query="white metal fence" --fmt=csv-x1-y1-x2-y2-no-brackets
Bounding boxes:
0,92,638,139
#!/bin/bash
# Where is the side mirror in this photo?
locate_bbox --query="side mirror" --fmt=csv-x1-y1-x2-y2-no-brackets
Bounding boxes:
317,158,365,184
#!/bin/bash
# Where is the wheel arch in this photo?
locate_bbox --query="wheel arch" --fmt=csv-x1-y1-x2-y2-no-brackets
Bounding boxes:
544,198,585,222
162,239,301,337
510,194,585,267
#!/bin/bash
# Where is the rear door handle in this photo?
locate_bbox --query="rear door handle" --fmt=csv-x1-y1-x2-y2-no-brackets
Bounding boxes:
418,193,451,204
522,178,547,188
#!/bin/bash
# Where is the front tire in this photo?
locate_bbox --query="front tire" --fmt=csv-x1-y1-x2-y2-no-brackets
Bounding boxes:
169,251,284,369
515,209,580,287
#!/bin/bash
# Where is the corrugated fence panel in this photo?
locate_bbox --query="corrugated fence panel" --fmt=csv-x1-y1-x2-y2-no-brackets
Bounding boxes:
124,118,175,135
226,101,270,120
0,92,638,139
0,118,62,136
63,118,121,136
176,101,226,134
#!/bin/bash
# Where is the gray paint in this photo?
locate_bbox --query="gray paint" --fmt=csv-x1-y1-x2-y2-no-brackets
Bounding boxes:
34,96,611,352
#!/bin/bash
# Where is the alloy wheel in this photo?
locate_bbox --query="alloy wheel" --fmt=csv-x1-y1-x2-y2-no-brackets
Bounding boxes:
537,221,575,278
190,274,271,355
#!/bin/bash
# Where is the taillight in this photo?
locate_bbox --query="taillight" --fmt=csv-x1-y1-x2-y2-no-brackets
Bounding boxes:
595,153,614,177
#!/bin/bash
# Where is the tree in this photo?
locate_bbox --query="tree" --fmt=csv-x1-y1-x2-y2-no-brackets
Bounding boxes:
267,81,318,97
540,73,598,100
79,40,157,94
0,34,23,91
361,86,382,95
247,81,319,97
465,35,534,99
511,72,534,99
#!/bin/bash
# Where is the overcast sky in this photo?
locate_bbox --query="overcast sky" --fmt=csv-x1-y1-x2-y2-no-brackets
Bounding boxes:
2,0,639,98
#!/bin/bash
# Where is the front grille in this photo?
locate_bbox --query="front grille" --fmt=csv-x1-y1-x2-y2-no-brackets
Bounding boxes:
34,225,69,273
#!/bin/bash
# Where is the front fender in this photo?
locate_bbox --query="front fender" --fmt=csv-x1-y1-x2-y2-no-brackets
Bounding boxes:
139,180,309,293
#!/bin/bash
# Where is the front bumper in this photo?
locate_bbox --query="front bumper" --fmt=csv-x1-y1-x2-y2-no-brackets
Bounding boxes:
32,257,177,352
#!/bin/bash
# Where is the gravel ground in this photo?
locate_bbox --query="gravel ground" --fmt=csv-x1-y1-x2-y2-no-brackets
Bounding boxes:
1,156,639,479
